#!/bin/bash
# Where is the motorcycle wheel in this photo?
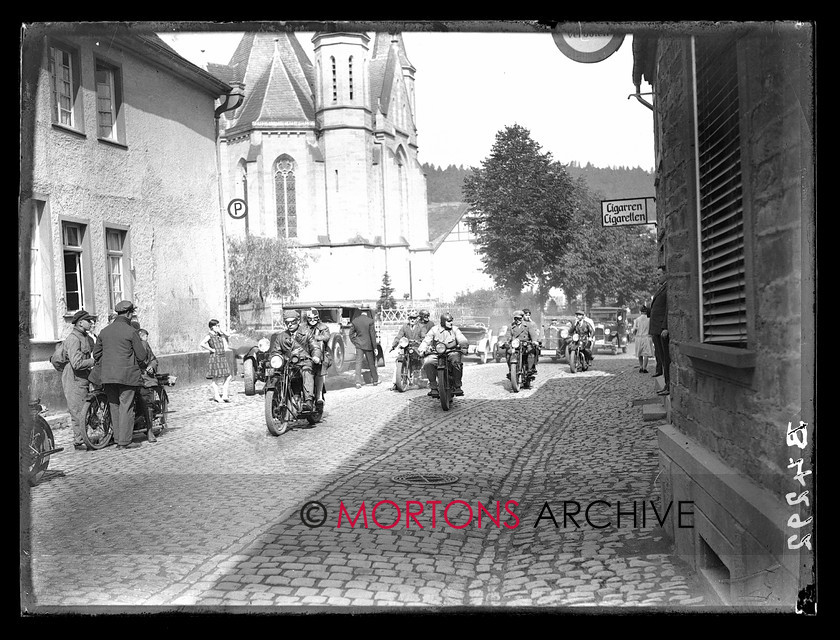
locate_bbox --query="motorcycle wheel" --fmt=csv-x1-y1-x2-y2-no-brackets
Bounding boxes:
437,369,450,411
510,362,519,393
396,359,410,392
244,358,256,396
494,346,501,364
265,386,291,436
569,347,578,374
81,392,113,450
29,414,55,485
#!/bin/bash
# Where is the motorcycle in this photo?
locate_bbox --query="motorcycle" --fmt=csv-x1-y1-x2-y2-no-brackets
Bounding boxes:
394,337,424,392
264,352,324,436
567,332,591,374
506,338,536,393
430,341,465,411
80,374,175,450
27,400,63,485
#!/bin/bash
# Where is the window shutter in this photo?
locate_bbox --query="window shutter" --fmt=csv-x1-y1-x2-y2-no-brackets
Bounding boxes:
696,37,747,347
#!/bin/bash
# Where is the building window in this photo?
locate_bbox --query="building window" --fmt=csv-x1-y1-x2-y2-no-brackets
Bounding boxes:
348,56,354,100
694,35,747,347
62,222,86,313
275,155,297,239
331,56,337,102
95,61,123,142
106,228,128,309
48,44,81,129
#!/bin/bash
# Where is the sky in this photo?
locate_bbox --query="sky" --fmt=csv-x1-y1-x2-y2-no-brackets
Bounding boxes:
157,25,656,172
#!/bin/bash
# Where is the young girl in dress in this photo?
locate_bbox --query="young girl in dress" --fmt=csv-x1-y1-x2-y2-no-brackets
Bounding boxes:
200,319,232,402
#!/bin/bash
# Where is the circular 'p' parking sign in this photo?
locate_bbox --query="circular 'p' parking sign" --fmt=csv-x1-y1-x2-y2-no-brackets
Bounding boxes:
227,198,248,219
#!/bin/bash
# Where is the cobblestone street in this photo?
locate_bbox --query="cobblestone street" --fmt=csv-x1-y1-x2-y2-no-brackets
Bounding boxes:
22,347,713,612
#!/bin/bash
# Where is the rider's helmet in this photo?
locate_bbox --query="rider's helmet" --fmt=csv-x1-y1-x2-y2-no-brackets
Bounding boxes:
283,309,301,331
407,309,419,321
512,309,524,323
440,312,454,327
419,309,430,321
306,308,320,324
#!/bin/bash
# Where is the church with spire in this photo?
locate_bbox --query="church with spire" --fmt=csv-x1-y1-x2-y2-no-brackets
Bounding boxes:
209,31,434,303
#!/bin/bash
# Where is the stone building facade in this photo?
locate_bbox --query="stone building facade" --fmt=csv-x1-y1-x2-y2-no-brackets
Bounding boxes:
633,24,815,607
21,26,233,407
211,31,433,304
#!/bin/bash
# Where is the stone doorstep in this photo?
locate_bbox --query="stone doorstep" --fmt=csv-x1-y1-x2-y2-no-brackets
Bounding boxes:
632,397,664,406
643,403,667,422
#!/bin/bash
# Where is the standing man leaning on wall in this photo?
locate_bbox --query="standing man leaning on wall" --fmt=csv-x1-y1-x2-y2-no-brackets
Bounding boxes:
649,265,670,396
62,309,96,450
92,300,147,450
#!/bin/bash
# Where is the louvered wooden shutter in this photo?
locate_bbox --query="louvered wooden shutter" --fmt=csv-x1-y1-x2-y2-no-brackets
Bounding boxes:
696,37,747,347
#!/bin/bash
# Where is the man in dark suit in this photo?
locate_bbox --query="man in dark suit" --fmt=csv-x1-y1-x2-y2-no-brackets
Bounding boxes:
350,309,379,388
649,264,670,396
92,300,147,449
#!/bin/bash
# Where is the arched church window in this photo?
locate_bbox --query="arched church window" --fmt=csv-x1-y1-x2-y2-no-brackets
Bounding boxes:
331,56,337,102
274,155,297,239
348,56,354,101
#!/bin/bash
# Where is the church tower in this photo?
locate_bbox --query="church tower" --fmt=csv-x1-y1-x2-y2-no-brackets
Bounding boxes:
312,32,373,243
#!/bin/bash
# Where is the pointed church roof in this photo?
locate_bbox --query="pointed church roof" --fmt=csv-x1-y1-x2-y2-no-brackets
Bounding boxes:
369,32,412,116
217,32,316,127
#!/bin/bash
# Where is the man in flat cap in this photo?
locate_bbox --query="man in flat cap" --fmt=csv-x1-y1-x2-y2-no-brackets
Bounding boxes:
92,300,147,450
61,309,96,449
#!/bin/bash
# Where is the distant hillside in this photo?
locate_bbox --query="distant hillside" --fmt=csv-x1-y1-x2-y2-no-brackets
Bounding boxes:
422,161,654,205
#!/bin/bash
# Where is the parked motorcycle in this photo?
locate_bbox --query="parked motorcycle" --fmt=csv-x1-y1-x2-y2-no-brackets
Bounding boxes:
567,332,591,374
394,337,424,392
264,352,324,436
27,400,63,485
506,338,536,393
80,374,175,450
243,337,272,396
430,342,465,411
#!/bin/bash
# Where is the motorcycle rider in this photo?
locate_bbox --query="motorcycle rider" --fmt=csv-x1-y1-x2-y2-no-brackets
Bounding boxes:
302,308,331,410
572,309,596,364
500,310,538,379
269,310,322,412
389,309,427,390
521,308,541,376
418,312,469,398
419,309,435,334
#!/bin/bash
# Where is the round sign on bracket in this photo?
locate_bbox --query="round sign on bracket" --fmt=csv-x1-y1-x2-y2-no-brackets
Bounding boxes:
227,198,248,219
552,31,625,63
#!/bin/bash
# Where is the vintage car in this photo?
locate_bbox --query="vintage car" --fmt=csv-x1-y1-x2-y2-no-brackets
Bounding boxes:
541,316,576,361
590,306,629,355
455,317,494,364
280,303,385,374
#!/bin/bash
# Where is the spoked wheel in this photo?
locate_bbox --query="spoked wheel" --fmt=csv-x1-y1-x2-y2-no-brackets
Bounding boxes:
395,359,410,392
29,415,56,485
81,392,113,450
509,362,520,393
331,341,346,373
437,369,451,411
265,384,293,436
244,358,256,396
569,347,578,374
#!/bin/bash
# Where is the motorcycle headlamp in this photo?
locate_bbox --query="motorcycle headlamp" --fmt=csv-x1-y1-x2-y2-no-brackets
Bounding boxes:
270,355,284,369
560,328,568,338
398,337,409,348
511,338,521,349
435,342,447,354
258,338,270,352
291,355,300,364
573,333,580,342
604,328,611,335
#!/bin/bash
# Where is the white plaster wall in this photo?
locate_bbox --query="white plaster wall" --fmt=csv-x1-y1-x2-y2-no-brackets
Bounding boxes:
433,240,495,303
31,35,225,356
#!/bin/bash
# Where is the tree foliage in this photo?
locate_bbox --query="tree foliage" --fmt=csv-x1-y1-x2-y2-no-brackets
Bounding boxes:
552,181,659,309
377,271,396,312
227,235,309,304
462,124,580,312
